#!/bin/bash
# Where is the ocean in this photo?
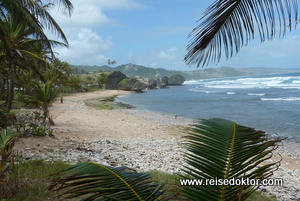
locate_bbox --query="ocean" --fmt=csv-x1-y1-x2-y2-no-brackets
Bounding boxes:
116,72,300,139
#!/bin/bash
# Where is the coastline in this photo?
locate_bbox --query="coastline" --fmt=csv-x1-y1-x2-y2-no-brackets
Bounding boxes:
14,90,300,200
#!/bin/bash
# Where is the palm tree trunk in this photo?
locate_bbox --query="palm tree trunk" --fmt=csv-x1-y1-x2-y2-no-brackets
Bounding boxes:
0,79,6,99
6,58,17,111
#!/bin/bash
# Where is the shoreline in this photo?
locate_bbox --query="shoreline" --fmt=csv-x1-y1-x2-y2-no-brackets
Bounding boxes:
14,90,300,200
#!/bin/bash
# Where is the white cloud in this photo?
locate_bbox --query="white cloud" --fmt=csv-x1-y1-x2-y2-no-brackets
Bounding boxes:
48,0,143,65
157,48,179,60
219,33,300,68
55,28,113,65
50,0,145,28
127,47,185,70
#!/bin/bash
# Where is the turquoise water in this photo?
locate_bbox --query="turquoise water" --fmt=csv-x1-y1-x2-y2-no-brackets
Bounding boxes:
117,73,300,139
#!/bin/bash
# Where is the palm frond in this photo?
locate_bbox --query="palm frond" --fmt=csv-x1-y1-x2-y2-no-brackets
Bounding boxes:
185,0,299,67
181,118,283,201
1,0,73,45
49,162,167,201
0,129,17,169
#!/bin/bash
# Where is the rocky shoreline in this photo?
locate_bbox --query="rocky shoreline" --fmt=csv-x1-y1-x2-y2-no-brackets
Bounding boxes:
14,90,300,201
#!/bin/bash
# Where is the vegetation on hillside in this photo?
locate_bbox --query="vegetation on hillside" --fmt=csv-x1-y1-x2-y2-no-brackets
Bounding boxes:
71,64,254,80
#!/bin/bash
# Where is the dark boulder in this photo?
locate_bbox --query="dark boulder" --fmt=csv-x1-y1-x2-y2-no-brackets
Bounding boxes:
160,76,169,88
168,74,185,85
105,71,127,90
156,78,161,87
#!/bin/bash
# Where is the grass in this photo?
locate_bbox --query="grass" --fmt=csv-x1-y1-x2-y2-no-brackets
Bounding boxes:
0,100,27,109
84,95,134,110
0,159,71,201
0,159,276,201
84,98,114,109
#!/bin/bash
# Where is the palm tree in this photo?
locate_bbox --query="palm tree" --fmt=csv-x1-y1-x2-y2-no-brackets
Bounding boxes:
22,79,59,125
0,14,67,110
0,0,73,44
184,0,299,67
0,0,73,110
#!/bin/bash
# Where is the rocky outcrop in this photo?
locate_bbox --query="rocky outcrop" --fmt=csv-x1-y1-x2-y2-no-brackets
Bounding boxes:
147,79,157,89
168,74,185,85
117,78,147,92
106,71,185,91
160,76,169,88
132,81,148,92
105,71,127,90
117,78,138,91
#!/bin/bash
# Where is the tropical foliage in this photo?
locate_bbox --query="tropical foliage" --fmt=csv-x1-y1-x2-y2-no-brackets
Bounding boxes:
0,0,73,110
0,129,17,184
181,118,282,201
22,79,60,125
185,0,299,67
49,118,282,201
50,162,166,201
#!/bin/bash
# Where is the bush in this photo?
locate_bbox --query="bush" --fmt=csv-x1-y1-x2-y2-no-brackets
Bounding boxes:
12,111,53,137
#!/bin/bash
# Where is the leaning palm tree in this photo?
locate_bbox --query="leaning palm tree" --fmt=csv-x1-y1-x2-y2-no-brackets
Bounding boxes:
185,0,299,67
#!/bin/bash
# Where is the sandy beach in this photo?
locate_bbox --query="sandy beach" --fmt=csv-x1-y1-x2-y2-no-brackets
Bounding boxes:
14,90,300,200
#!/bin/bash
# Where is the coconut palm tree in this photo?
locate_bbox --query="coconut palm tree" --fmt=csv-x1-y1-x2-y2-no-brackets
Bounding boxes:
0,0,73,44
0,13,67,110
0,0,73,110
185,0,299,67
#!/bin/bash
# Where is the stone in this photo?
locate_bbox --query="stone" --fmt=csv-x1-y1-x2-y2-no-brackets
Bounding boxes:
117,78,138,91
105,71,127,90
168,74,185,85
160,76,169,88
132,80,148,92
147,79,157,89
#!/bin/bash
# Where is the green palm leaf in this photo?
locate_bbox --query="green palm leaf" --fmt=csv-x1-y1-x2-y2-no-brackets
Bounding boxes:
185,0,299,67
0,129,17,169
181,118,283,201
50,162,167,201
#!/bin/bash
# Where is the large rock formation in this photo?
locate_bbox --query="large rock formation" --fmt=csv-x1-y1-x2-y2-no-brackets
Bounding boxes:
160,76,169,88
147,79,157,89
105,71,127,90
117,78,148,92
132,81,148,92
168,74,185,85
117,78,137,91
105,71,186,91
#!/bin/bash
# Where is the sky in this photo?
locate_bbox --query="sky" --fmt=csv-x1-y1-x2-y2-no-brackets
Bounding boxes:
48,0,300,71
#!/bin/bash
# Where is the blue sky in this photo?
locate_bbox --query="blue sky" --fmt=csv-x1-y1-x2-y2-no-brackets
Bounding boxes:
49,0,300,70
